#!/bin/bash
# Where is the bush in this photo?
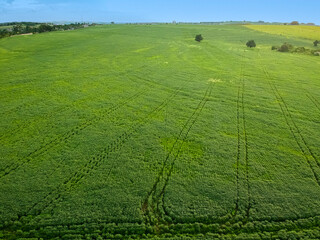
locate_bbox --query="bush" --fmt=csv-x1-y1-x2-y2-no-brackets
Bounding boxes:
294,47,306,53
278,43,293,52
16,230,24,237
246,40,256,48
275,43,317,56
314,40,319,47
195,34,203,42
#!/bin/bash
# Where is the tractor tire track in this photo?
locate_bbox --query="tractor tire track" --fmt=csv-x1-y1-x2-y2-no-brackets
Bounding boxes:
234,50,245,216
142,84,212,223
0,89,147,180
262,67,320,186
234,87,241,215
158,86,212,217
241,79,251,220
274,85,320,170
306,93,320,112
234,50,251,220
16,88,181,226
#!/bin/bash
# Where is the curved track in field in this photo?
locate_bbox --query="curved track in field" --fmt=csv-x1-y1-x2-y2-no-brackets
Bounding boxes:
0,89,147,179
306,93,320,113
261,64,320,187
14,88,181,226
142,84,213,224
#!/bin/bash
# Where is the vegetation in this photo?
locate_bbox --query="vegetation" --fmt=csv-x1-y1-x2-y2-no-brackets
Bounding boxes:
0,22,91,39
278,42,292,52
290,21,299,25
314,40,319,46
246,40,256,48
0,24,320,239
272,42,319,55
245,25,320,41
0,22,42,27
195,34,203,42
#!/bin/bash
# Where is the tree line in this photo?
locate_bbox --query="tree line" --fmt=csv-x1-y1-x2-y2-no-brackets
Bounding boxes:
0,23,93,39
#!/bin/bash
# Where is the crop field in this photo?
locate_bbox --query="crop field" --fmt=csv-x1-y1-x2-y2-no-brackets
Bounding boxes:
246,25,320,41
1,24,320,239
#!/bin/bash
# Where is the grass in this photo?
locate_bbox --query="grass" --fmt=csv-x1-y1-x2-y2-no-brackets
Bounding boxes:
0,24,320,239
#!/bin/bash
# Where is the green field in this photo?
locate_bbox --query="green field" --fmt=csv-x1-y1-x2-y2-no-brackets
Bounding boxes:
1,24,320,239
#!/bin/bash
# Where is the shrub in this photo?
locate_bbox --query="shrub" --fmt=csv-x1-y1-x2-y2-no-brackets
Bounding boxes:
271,46,278,50
278,43,293,52
295,47,306,53
195,34,203,42
16,230,24,237
314,40,319,46
246,40,256,48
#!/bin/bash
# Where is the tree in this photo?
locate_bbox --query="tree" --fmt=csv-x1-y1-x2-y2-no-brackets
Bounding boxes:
290,21,299,25
0,29,11,39
246,40,256,48
314,40,319,47
195,34,203,42
25,25,32,33
38,24,53,33
12,25,23,34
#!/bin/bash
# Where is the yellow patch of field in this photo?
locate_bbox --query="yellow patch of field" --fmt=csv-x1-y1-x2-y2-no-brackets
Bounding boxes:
245,25,320,40
208,78,222,83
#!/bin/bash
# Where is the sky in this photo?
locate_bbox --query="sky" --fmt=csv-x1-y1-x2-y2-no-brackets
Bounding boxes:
0,0,320,24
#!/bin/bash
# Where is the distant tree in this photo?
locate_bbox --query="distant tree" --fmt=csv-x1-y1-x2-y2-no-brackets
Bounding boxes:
314,40,319,47
246,40,256,48
0,29,11,38
195,34,203,42
12,25,23,34
25,25,32,33
38,24,53,33
290,21,299,25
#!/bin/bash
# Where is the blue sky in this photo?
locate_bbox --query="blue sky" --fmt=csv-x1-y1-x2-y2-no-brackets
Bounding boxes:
0,0,319,24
